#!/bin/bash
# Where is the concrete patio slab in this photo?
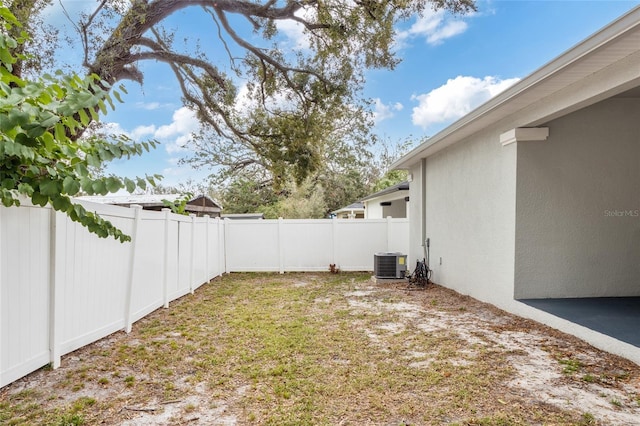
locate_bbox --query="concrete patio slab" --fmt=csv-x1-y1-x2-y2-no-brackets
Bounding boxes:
520,297,640,348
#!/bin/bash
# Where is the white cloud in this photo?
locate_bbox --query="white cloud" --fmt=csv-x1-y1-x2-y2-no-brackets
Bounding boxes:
411,75,520,129
103,107,202,154
131,124,156,140
276,6,316,50
397,9,469,47
166,134,193,154
426,20,468,45
136,101,161,110
277,20,309,50
373,98,404,123
155,107,200,140
97,122,130,138
234,81,297,116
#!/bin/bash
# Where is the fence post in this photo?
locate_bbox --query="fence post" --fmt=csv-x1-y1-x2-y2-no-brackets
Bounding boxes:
204,215,210,283
124,205,142,333
189,214,196,294
386,216,392,252
331,217,338,267
48,208,62,368
223,218,229,273
278,217,284,274
218,218,229,275
162,208,171,308
216,217,224,276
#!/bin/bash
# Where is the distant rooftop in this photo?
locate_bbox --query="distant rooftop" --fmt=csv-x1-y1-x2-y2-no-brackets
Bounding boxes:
76,194,222,216
361,181,409,202
221,213,265,220
331,202,365,215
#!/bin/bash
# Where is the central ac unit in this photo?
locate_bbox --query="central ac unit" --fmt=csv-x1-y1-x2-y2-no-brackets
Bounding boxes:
374,252,407,279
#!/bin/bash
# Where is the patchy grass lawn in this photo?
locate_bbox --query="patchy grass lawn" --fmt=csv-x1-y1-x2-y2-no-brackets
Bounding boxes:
1,273,639,425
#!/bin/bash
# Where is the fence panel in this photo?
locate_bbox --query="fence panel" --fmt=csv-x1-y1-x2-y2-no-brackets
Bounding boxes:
191,218,208,291
334,220,388,270
54,203,134,356
176,217,194,297
387,218,410,254
130,211,166,323
0,205,51,386
2,204,408,388
225,220,280,272
223,218,409,273
280,220,333,271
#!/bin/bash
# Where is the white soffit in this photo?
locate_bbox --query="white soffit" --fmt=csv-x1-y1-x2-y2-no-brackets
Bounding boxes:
500,127,549,146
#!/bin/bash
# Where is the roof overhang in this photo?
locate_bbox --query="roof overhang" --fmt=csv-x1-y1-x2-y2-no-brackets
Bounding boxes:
361,181,410,202
392,6,640,170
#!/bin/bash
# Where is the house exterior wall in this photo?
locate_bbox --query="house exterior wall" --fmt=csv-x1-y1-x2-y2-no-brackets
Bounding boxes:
407,163,425,267
408,127,518,307
364,192,409,219
515,98,640,298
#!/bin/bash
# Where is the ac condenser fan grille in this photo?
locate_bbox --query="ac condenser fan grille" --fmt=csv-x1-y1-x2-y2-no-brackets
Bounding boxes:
374,253,407,279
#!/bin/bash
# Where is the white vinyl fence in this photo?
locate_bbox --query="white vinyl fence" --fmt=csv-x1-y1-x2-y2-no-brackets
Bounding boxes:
0,200,408,388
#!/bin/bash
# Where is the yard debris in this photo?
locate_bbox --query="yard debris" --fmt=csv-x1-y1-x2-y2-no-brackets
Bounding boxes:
124,406,160,412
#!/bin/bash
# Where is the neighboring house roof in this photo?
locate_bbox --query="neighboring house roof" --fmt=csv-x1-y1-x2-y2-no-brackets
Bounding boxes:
361,182,409,202
331,202,365,215
77,194,222,212
221,213,265,220
186,195,223,214
393,6,640,169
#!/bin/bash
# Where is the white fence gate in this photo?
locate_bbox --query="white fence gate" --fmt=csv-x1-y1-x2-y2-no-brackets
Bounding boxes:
0,200,408,388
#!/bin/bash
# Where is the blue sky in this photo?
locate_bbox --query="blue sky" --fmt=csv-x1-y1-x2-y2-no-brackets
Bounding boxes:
45,0,640,188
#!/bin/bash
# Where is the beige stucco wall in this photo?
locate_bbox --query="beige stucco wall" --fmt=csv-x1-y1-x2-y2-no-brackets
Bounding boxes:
515,98,640,298
364,192,409,219
407,162,424,267
407,127,518,307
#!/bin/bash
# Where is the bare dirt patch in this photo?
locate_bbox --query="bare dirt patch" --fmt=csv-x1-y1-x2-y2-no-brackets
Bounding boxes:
1,273,639,425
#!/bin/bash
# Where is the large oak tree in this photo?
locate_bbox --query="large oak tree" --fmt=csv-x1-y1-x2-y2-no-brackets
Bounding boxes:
12,0,474,176
3,0,475,233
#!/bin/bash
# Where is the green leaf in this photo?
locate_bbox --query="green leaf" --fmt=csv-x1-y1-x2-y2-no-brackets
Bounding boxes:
124,178,136,193
42,131,55,151
1,178,15,189
23,123,46,138
62,176,81,195
105,176,122,193
0,6,22,27
80,177,94,194
86,154,101,168
0,109,30,132
78,108,89,126
136,177,147,191
73,203,85,217
97,100,107,115
51,194,72,211
54,123,66,142
92,180,107,195
74,162,89,177
39,179,60,196
31,191,48,207
40,113,59,128
17,182,34,195
98,147,114,162
15,132,38,147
